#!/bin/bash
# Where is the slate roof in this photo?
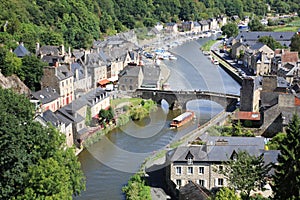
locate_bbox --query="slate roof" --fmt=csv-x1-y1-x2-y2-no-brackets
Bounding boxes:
199,20,208,26
141,65,160,87
250,42,265,50
179,182,210,200
235,32,295,47
78,87,108,107
42,110,61,127
168,136,267,163
71,63,85,80
277,76,289,88
39,45,61,56
56,65,73,80
31,87,59,104
13,44,30,57
119,66,141,77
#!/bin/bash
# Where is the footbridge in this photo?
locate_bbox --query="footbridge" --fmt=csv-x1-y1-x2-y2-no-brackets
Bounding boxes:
134,89,240,111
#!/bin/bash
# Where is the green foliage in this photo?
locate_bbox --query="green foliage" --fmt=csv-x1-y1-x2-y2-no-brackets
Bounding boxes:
0,88,85,199
258,36,283,50
122,173,151,200
98,106,115,125
272,114,300,199
220,151,270,200
266,132,286,150
290,34,300,56
207,123,255,137
0,47,22,76
213,187,240,200
221,23,238,38
248,17,265,31
85,107,92,126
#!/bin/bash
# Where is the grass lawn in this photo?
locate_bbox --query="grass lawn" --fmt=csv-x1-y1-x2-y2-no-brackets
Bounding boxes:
201,40,218,51
268,18,300,32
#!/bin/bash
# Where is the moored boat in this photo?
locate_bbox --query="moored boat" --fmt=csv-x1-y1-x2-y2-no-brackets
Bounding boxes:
170,111,195,128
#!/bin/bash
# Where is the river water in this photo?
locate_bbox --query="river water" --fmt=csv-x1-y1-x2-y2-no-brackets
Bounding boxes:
75,37,241,200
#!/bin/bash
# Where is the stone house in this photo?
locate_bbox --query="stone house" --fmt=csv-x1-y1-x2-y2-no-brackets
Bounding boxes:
166,136,279,195
71,62,92,97
78,87,110,118
36,43,72,66
165,22,178,33
124,50,140,67
231,42,247,59
118,65,144,91
57,99,88,145
193,21,201,33
242,42,274,75
41,65,74,108
181,21,194,32
30,87,60,112
199,20,209,32
234,32,295,47
35,109,74,147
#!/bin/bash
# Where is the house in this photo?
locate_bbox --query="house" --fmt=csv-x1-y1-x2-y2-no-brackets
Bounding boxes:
71,62,92,97
78,87,110,118
13,42,30,57
140,65,161,89
199,20,209,32
30,87,60,112
242,42,274,75
57,99,88,146
165,136,279,196
231,42,247,59
181,21,194,32
207,18,218,30
35,109,74,147
217,15,227,27
165,22,178,33
234,32,295,47
36,43,71,66
193,21,201,33
41,65,74,108
124,50,140,67
118,65,143,91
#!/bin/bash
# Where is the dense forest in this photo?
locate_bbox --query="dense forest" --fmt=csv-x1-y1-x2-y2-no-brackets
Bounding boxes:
0,0,299,50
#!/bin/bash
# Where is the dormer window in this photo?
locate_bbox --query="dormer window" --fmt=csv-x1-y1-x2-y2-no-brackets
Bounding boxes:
185,150,194,165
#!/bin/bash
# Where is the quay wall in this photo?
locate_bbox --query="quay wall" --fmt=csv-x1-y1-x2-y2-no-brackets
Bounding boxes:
211,50,242,85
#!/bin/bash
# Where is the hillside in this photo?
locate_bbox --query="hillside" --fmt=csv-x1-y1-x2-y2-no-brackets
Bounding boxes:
0,0,299,50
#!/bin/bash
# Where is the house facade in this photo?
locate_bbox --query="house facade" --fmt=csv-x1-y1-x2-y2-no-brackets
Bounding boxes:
118,66,144,91
166,136,279,195
31,87,60,112
41,65,74,108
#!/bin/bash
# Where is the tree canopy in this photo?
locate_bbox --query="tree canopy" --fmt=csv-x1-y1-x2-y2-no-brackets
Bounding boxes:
258,36,283,50
221,23,239,38
0,0,299,50
0,88,85,199
219,151,270,200
290,34,300,56
272,114,300,199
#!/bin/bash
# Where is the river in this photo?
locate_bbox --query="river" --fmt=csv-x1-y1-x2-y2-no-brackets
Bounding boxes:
75,37,241,200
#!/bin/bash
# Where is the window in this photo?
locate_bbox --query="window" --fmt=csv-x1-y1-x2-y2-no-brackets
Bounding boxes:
218,178,224,186
198,179,205,186
187,167,193,175
176,179,182,187
130,79,132,83
199,167,204,174
176,167,182,175
187,157,193,165
219,165,223,171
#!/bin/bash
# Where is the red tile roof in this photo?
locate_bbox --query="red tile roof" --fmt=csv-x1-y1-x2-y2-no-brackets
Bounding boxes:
235,111,261,121
282,51,299,63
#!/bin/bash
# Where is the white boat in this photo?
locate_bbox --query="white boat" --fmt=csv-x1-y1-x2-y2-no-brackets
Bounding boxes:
213,60,219,65
169,55,177,60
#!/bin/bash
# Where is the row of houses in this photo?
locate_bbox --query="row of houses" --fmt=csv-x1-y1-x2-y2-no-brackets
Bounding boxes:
12,32,143,148
163,16,227,34
229,31,299,80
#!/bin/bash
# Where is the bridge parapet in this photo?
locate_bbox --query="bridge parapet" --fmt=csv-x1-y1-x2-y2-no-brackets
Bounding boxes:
135,89,240,111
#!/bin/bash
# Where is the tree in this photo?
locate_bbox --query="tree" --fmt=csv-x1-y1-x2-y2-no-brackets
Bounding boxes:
258,36,283,50
220,151,270,200
122,173,151,200
0,88,85,199
213,187,240,200
221,23,238,38
272,114,300,199
290,34,300,56
0,47,22,76
98,107,114,125
266,132,286,150
18,55,47,91
248,17,265,31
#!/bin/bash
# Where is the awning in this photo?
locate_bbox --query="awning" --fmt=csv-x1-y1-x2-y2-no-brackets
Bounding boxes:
99,79,110,85
234,111,261,121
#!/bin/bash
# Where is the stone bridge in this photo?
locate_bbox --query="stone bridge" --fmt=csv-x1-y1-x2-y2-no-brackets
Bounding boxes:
134,89,240,111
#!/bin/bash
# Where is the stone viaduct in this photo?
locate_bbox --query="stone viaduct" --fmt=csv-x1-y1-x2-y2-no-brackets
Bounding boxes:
134,89,240,111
